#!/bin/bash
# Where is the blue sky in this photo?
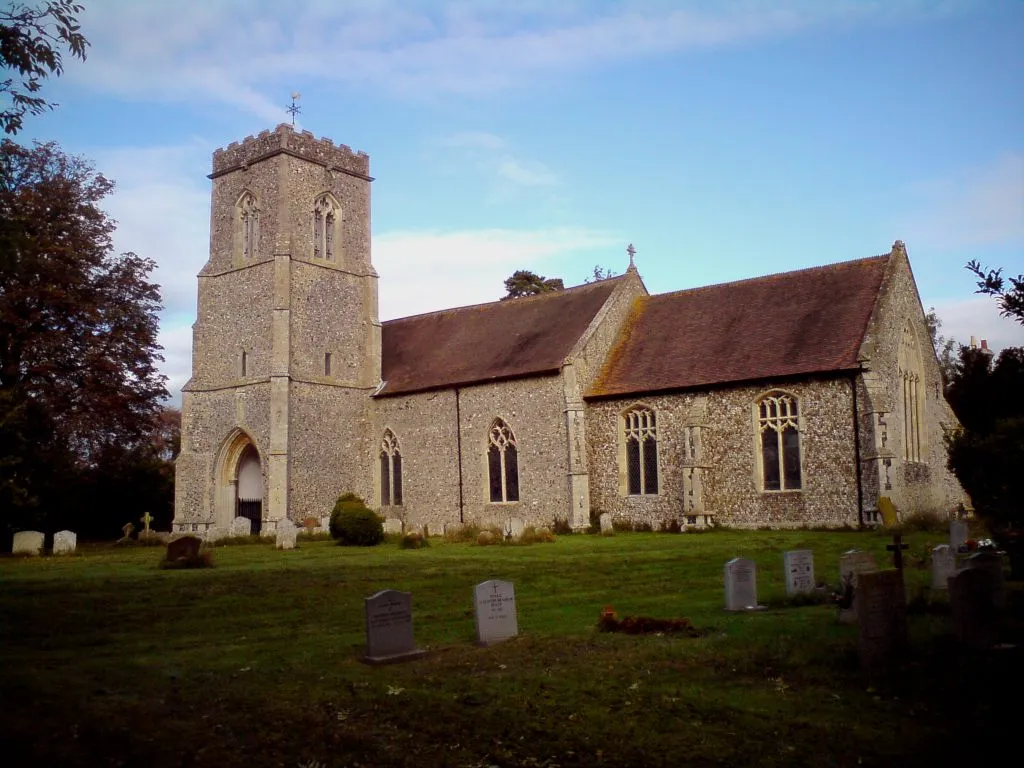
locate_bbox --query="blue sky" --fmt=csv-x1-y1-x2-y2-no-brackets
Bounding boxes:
19,0,1024,401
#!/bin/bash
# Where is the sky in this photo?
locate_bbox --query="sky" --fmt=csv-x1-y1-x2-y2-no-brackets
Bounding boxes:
18,0,1024,403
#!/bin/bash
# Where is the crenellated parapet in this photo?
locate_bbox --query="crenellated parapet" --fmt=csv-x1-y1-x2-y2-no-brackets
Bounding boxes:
211,123,370,179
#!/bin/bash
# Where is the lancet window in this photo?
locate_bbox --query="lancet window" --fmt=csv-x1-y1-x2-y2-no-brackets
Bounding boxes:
898,325,925,463
237,191,260,260
380,429,403,506
623,406,658,495
487,419,519,503
312,194,340,261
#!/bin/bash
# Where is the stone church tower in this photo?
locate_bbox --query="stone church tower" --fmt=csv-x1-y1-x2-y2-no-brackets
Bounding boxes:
174,124,380,534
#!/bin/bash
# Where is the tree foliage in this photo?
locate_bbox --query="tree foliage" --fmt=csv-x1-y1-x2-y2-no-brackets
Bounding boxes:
924,307,958,386
967,260,1024,325
0,139,168,540
585,265,616,283
0,1,88,134
502,269,564,300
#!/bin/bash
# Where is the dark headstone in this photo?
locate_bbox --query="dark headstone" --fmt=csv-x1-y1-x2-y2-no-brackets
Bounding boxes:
362,590,426,665
166,535,202,562
857,570,907,674
949,568,1001,650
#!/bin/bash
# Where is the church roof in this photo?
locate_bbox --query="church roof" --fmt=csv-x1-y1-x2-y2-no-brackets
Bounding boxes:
587,254,890,399
378,278,622,397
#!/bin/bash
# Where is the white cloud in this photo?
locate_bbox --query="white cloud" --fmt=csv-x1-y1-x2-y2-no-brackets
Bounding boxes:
929,295,1024,355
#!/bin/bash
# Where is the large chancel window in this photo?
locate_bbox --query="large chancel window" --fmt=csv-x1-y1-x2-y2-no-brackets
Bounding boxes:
757,392,802,491
898,325,925,463
379,429,403,506
487,419,519,503
236,191,259,260
624,406,658,495
312,193,340,261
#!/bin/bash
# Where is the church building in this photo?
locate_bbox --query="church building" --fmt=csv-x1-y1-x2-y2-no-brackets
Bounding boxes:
173,124,965,536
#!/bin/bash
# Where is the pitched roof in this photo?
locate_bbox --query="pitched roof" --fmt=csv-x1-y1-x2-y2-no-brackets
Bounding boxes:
587,254,890,399
378,278,622,397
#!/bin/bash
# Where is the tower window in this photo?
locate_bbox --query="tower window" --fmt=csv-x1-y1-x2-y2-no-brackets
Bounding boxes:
313,194,340,261
236,191,259,260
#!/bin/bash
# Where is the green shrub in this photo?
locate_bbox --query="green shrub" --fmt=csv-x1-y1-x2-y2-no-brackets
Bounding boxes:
399,532,429,550
329,493,383,546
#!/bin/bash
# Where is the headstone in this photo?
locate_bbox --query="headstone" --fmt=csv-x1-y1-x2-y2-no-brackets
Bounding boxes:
205,525,226,543
383,518,403,535
930,544,956,590
118,522,135,543
599,513,613,535
139,510,154,535
230,516,251,537
724,557,761,611
505,517,525,540
838,550,878,623
276,518,297,550
950,519,968,552
877,496,898,527
856,570,907,673
784,549,815,596
949,568,1001,650
362,589,426,664
320,515,330,531
12,530,44,556
52,530,77,555
474,580,518,646
166,535,202,562
963,552,1006,609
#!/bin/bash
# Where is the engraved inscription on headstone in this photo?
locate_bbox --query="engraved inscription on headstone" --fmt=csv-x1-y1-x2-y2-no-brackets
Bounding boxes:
474,580,519,646
12,530,44,556
930,544,956,590
52,530,77,555
784,549,815,596
724,557,760,611
363,589,426,664
857,570,907,674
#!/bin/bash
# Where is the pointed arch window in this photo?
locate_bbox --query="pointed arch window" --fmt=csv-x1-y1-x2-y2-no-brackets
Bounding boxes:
898,325,925,463
623,406,658,495
380,429,403,506
313,194,340,261
236,191,260,260
756,392,801,491
487,419,519,503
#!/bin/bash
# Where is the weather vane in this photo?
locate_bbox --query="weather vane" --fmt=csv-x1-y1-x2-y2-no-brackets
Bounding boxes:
286,92,302,126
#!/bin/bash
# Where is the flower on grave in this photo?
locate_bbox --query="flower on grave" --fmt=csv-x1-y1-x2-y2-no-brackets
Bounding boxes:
386,686,404,696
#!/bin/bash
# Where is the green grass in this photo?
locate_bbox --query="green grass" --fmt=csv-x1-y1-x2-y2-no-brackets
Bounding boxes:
1,529,1020,767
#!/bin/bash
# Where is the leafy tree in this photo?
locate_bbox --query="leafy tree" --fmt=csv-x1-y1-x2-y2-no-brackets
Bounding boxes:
967,260,1024,325
0,139,167,541
1,1,88,134
924,307,958,386
502,269,564,300
585,265,616,283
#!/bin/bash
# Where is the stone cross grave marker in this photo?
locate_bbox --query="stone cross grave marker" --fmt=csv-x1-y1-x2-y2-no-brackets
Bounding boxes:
53,530,77,555
276,518,297,550
362,589,426,664
474,580,518,646
230,516,251,537
856,570,908,674
12,530,44,556
784,549,815,596
950,519,968,552
838,550,878,623
166,535,202,562
140,511,154,535
930,544,956,590
599,513,613,535
886,533,909,572
383,518,403,535
949,567,1001,650
505,517,525,540
724,557,762,611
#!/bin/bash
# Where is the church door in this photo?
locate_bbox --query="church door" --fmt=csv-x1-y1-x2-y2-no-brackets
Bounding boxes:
235,444,262,534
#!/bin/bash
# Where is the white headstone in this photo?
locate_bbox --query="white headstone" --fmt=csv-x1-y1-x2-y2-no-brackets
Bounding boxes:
930,544,956,590
320,515,330,531
12,530,44,556
383,518,403,535
724,557,760,611
950,520,968,552
784,549,815,596
599,513,613,534
276,518,297,550
205,525,225,543
52,530,77,555
506,517,525,540
474,580,518,646
230,516,252,537
363,589,426,664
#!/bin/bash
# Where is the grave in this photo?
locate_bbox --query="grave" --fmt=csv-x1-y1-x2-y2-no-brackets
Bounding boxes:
930,544,956,590
230,516,252,537
784,549,815,596
505,517,525,540
118,522,135,543
950,519,968,552
724,557,762,611
474,580,518,646
383,518,403,535
52,530,77,555
838,550,878,623
362,589,426,664
12,530,44,556
276,518,297,550
206,525,225,543
949,567,1001,650
166,535,202,562
857,570,908,674
963,551,1006,610
599,513,613,535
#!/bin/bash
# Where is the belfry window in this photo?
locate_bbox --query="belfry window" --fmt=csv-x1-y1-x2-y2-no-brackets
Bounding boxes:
313,194,340,261
623,406,658,495
380,429,403,506
487,419,519,503
757,392,801,491
236,191,259,260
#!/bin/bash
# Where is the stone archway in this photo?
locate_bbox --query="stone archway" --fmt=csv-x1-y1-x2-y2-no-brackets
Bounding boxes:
215,429,264,533
236,444,262,534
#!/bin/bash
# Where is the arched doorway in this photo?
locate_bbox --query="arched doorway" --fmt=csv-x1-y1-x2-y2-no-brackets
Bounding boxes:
236,444,262,534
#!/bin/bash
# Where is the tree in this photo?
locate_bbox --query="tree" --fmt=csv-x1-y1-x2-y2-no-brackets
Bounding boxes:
502,269,564,300
585,265,616,283
0,139,167,540
924,307,958,386
1,1,88,135
966,260,1024,325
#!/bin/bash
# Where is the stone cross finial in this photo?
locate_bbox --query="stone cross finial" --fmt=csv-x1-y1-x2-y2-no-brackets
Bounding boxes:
626,243,636,270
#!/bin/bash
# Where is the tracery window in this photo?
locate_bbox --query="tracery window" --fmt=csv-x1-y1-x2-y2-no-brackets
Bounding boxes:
312,194,340,261
898,325,924,462
487,419,519,503
756,392,801,491
380,429,403,506
624,406,658,495
237,191,260,260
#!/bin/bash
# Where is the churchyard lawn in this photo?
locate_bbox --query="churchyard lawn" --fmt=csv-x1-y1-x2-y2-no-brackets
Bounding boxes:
1,529,1020,767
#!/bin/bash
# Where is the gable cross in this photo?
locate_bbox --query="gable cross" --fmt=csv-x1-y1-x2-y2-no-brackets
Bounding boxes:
886,533,909,571
626,243,636,269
